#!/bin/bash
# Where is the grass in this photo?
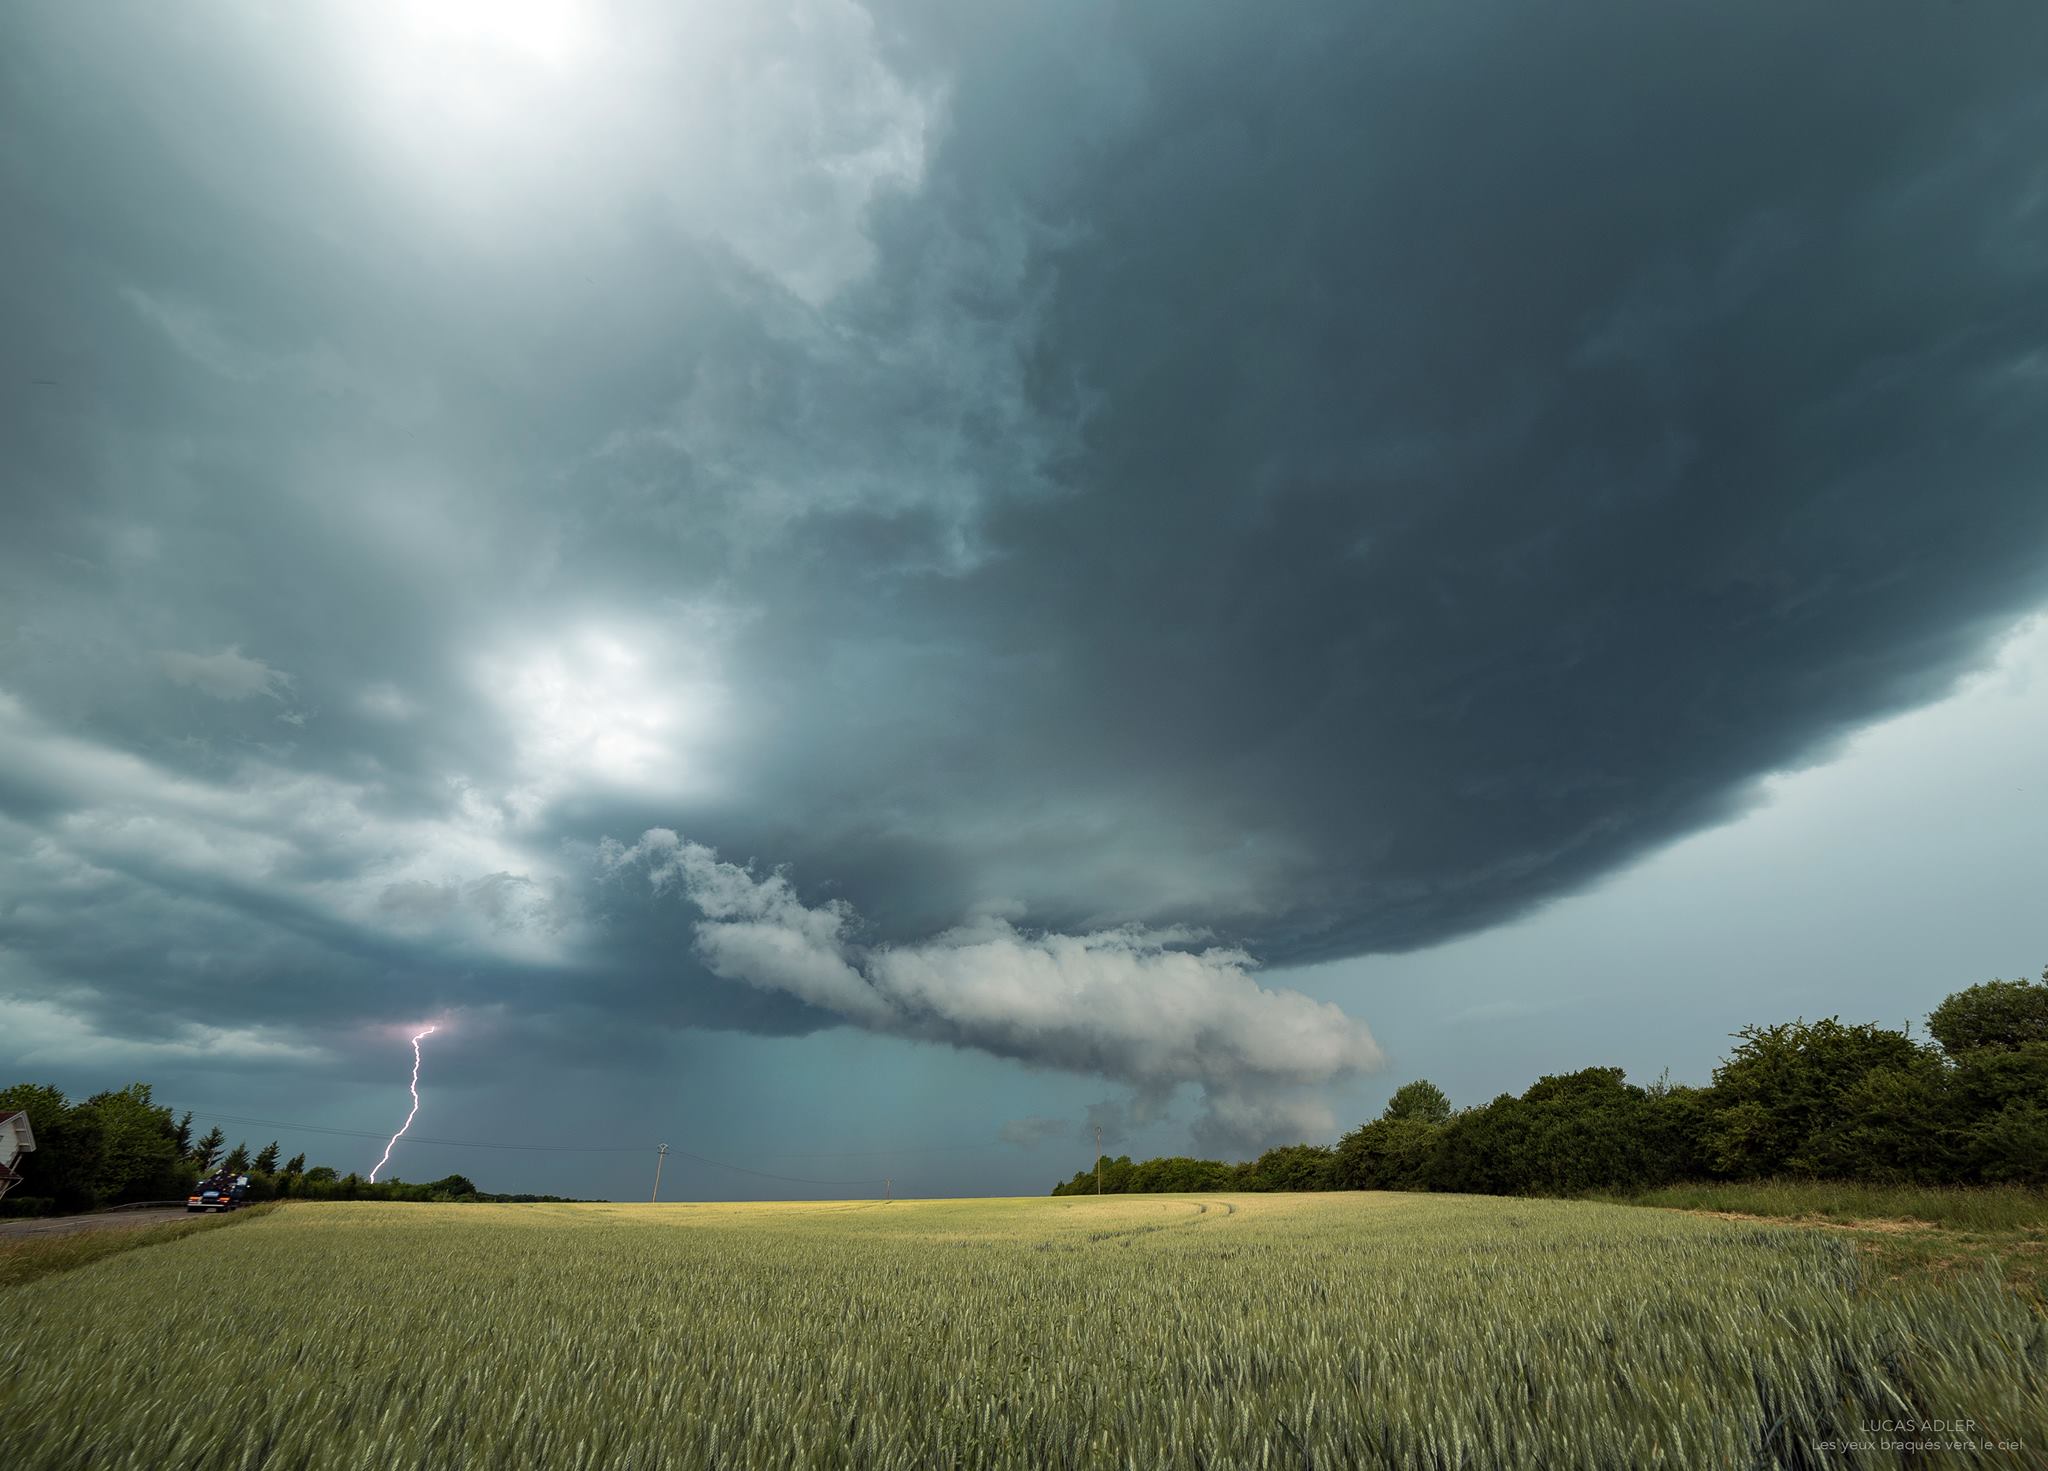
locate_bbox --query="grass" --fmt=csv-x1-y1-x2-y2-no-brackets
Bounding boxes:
1604,1180,2048,1309
0,1202,280,1289
2,1193,2044,1469
1604,1178,2048,1233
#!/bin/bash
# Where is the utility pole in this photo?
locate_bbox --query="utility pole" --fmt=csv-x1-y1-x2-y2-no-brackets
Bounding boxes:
1095,1124,1103,1195
884,1176,891,1202
651,1142,668,1203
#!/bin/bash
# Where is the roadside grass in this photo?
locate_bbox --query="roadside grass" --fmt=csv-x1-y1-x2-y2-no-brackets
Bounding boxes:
0,1203,280,1289
1603,1178,2047,1232
1600,1180,2048,1310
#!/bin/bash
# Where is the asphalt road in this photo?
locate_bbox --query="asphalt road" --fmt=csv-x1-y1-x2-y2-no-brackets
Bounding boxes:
0,1206,196,1239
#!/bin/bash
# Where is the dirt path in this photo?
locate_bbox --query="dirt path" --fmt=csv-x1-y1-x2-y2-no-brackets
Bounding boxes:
1680,1207,1934,1234
0,1207,193,1239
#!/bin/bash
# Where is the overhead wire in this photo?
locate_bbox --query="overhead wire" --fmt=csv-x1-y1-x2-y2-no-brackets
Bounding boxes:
163,1103,975,1188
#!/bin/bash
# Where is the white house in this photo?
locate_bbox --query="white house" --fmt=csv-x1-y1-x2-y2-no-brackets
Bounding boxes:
0,1109,36,1202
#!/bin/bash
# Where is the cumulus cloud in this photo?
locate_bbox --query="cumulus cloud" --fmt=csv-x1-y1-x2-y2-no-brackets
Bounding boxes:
605,829,1382,1149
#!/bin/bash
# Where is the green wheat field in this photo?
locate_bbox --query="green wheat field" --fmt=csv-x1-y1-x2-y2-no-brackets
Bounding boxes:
4,1194,2042,1470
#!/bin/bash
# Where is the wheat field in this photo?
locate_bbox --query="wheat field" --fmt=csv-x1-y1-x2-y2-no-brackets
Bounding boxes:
3,1193,2041,1469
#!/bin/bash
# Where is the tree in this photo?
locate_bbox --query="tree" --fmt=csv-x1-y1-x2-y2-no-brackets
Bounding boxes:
1242,1144,1337,1192
1335,1118,1441,1190
1928,971,2048,1056
1126,1156,1235,1192
0,1083,104,1212
78,1085,186,1204
1795,1056,1953,1183
1514,1068,1665,1193
302,1165,338,1184
173,1111,193,1156
254,1141,281,1173
1639,1076,1713,1183
1949,1043,2048,1184
1426,1094,1531,1194
190,1126,226,1172
1382,1080,1452,1125
223,1142,252,1174
1704,1018,1926,1178
282,1153,306,1176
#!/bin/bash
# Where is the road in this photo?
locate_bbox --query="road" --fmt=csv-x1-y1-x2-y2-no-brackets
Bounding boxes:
0,1206,194,1239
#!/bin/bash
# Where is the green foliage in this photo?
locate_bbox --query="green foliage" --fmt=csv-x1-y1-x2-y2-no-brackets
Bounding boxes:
0,1085,591,1216
78,1085,189,1203
1051,966,2048,1200
190,1126,225,1173
0,1082,189,1211
1705,1018,1927,1178
1382,1079,1452,1124
1127,1156,1236,1192
0,1083,105,1213
1952,1046,2048,1184
1797,1056,1954,1183
1,1197,2041,1470
1239,1144,1336,1192
222,1142,252,1174
1334,1118,1441,1190
1928,969,2048,1055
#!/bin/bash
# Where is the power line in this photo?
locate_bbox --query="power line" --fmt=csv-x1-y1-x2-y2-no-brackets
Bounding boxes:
168,1104,916,1189
168,1107,648,1152
751,1140,1008,1160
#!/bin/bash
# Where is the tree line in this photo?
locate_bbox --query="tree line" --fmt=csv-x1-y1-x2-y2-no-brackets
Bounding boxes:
0,1082,582,1214
1052,969,2048,1197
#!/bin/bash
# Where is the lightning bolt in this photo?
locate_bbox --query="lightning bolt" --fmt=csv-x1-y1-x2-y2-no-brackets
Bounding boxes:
369,1025,438,1183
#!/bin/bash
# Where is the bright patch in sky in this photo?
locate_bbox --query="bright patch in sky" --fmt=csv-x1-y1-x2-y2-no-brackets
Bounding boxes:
397,0,591,65
483,630,721,815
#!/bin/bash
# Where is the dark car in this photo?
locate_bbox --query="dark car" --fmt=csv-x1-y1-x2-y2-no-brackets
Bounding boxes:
186,1172,250,1212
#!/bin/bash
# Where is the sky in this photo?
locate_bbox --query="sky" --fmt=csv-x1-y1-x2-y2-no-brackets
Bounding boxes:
3,1,2046,1200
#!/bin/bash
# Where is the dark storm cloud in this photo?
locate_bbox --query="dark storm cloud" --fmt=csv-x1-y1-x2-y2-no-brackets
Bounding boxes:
4,1,2048,1145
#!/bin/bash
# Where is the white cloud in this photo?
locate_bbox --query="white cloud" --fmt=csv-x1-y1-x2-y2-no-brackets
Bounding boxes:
0,689,577,967
0,992,324,1068
335,0,936,307
603,828,1384,1151
477,625,730,820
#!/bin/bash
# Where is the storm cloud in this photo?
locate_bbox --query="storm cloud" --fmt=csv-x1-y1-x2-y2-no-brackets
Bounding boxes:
4,1,2047,1157
604,829,1380,1148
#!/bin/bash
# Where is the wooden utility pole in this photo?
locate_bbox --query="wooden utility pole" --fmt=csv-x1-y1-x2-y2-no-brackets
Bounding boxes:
651,1142,668,1203
884,1176,891,1202
1095,1124,1103,1195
